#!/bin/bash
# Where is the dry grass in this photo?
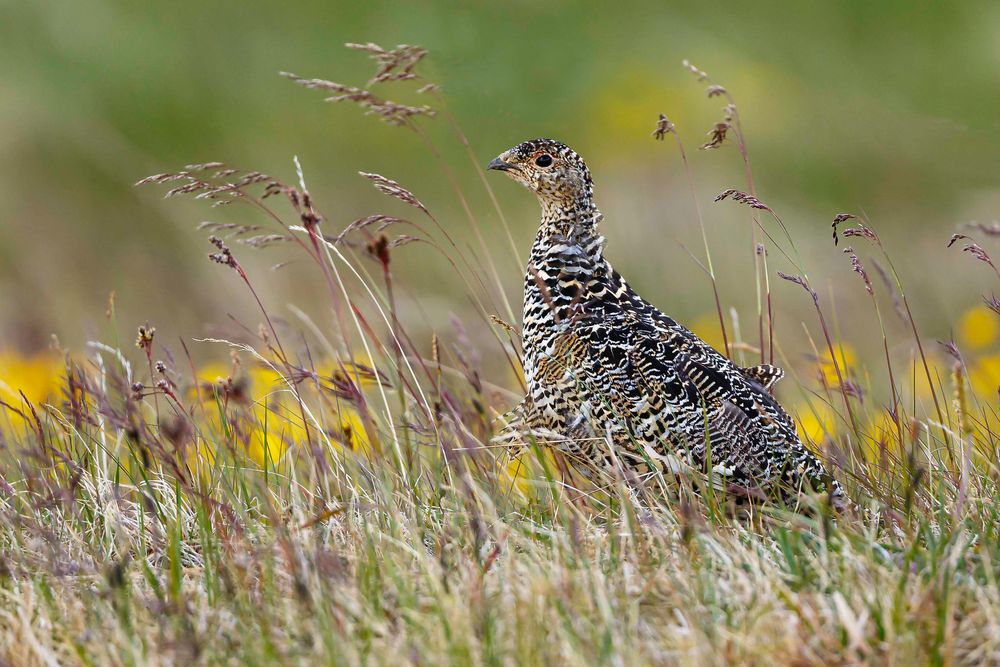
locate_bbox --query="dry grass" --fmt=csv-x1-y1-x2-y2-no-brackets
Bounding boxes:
2,44,1000,666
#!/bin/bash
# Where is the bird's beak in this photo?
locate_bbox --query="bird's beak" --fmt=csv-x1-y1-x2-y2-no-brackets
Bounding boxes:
487,156,513,172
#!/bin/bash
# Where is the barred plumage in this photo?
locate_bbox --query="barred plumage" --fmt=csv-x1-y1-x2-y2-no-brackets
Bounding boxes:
489,138,845,508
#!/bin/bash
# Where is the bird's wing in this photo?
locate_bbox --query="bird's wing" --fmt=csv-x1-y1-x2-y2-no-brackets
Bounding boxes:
559,315,806,488
607,275,785,391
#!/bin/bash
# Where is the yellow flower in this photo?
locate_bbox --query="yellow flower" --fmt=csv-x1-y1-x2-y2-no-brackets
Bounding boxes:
188,358,386,467
247,365,285,399
247,402,300,466
499,447,562,500
503,454,532,497
794,401,836,446
960,305,999,351
198,360,237,383
0,352,63,403
316,355,381,390
0,352,63,428
818,344,856,387
188,398,295,471
968,354,1000,403
860,410,905,463
190,361,238,401
333,409,374,455
192,361,292,410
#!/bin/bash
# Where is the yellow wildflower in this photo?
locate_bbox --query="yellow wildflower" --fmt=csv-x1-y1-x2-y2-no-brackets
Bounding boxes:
247,365,286,400
247,402,300,466
316,355,381,390
197,361,234,384
959,305,999,351
968,354,1000,403
794,400,836,446
500,447,562,500
0,352,63,427
817,344,856,387
334,409,374,455
0,352,63,404
861,410,905,463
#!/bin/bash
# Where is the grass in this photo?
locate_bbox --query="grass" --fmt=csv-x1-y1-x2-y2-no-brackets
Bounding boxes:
2,43,1000,666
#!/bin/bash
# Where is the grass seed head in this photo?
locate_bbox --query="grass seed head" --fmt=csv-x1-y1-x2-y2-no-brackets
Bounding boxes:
652,113,676,140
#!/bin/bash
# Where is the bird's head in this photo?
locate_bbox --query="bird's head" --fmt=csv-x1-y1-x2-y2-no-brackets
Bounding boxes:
487,138,593,205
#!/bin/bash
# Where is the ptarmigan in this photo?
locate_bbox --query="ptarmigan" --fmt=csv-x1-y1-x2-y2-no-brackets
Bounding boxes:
488,138,845,508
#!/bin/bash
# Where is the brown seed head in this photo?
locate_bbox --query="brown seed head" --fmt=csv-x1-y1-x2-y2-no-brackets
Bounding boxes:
135,326,155,352
359,172,429,215
652,114,676,141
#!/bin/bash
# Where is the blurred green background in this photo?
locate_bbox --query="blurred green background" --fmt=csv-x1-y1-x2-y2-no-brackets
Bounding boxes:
2,0,999,371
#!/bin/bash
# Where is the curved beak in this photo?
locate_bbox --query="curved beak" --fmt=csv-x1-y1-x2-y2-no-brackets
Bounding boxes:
487,156,513,172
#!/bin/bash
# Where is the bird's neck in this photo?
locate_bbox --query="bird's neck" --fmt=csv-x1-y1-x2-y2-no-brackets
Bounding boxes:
523,193,611,340
531,193,604,255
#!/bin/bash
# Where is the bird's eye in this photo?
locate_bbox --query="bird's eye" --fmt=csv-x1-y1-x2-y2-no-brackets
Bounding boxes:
535,154,553,167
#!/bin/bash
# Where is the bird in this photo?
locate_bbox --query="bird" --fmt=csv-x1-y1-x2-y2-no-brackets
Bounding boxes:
487,138,846,509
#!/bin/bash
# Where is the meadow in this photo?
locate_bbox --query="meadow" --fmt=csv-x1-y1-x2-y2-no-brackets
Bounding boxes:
3,40,1000,666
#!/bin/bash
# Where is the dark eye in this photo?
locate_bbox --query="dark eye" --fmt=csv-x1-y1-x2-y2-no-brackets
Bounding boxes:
535,154,553,167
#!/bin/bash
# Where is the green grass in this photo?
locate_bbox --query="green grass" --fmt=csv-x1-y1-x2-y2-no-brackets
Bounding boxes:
2,408,997,665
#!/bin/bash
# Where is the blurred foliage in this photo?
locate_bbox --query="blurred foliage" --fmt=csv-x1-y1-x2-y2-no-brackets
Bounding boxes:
1,0,999,379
